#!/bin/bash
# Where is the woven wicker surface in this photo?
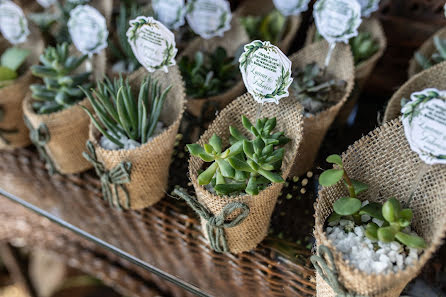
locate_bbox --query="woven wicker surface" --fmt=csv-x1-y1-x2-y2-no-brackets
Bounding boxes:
0,146,315,297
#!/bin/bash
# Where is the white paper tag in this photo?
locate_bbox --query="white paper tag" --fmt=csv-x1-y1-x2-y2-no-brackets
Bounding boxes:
356,0,380,17
127,16,178,73
272,0,311,16
68,5,108,56
185,0,232,39
0,0,30,44
313,0,362,44
402,88,446,165
239,40,293,104
36,0,57,8
152,0,185,30
67,0,90,3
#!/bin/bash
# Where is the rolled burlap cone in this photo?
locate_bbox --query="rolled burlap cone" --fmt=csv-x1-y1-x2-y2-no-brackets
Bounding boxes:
86,66,185,210
305,18,387,125
289,41,355,178
0,25,44,150
189,93,304,253
408,27,446,78
313,119,446,297
383,60,446,123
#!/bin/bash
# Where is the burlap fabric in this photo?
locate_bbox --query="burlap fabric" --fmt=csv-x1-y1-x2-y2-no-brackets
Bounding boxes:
289,41,355,177
314,119,446,297
88,66,185,210
236,0,301,54
305,18,387,125
180,17,249,118
189,93,304,253
383,61,446,123
0,26,44,150
408,27,446,78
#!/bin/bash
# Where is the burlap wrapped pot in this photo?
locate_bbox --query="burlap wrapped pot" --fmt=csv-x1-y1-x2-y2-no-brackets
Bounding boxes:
305,18,387,124
86,66,185,210
384,60,446,123
189,93,304,254
314,119,446,297
0,26,44,150
289,41,355,177
408,27,446,78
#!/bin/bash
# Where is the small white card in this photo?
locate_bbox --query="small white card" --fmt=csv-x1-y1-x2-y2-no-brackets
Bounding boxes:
272,0,311,17
185,0,232,39
0,0,30,44
68,5,108,56
239,40,293,104
37,0,57,8
152,0,185,30
127,16,178,73
402,88,446,165
356,0,380,17
313,0,362,44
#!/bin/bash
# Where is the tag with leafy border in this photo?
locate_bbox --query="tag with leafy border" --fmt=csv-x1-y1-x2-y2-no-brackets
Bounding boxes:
401,88,446,165
152,0,185,30
313,0,362,44
37,0,57,8
272,0,311,17
356,0,380,17
239,40,293,104
0,0,30,44
185,0,231,39
68,5,108,56
127,16,177,73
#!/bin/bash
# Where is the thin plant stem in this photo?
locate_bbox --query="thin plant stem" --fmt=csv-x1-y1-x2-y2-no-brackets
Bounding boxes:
323,42,336,75
255,103,263,122
342,170,356,198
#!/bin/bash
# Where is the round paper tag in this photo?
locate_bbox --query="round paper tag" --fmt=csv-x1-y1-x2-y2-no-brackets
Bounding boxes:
0,0,30,44
272,0,311,17
313,0,362,44
127,16,178,73
36,0,57,8
239,40,293,104
68,5,108,56
401,88,446,165
356,0,380,17
185,0,232,39
153,0,185,30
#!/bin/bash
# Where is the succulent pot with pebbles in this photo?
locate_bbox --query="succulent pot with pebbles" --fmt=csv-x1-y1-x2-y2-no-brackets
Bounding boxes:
306,17,387,125
83,67,185,210
313,119,446,297
288,41,355,178
237,0,301,54
384,61,446,123
23,43,104,175
0,26,44,150
176,93,304,253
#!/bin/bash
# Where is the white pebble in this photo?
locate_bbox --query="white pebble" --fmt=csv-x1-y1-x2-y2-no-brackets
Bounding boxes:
361,214,371,222
372,218,384,227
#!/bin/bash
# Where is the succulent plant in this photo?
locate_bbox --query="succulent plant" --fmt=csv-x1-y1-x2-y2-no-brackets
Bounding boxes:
290,62,346,114
0,47,30,88
178,46,239,98
30,42,92,114
81,75,172,148
187,115,290,196
319,154,426,249
415,35,446,71
240,10,287,45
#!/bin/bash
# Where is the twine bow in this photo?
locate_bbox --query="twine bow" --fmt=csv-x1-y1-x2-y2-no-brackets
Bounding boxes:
24,116,57,175
83,140,132,210
0,105,17,145
311,245,368,297
173,187,250,253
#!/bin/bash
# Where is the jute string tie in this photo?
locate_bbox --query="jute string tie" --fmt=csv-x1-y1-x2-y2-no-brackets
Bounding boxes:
311,245,368,297
173,188,250,253
0,105,17,145
83,141,132,210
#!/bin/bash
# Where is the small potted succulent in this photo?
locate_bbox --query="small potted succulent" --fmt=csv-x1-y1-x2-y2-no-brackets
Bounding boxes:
287,41,354,177
0,30,44,150
175,93,304,253
409,27,446,77
313,120,446,297
23,42,96,174
82,66,185,210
